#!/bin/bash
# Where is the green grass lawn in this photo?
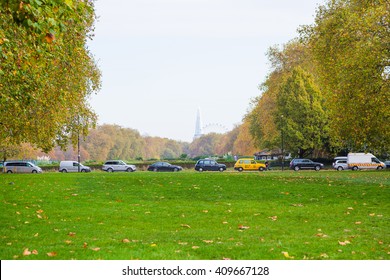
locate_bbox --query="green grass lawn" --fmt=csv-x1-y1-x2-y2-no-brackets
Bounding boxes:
1,170,389,260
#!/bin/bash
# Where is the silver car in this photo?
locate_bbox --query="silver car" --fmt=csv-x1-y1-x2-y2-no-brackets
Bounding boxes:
4,161,42,173
333,159,348,171
102,160,136,172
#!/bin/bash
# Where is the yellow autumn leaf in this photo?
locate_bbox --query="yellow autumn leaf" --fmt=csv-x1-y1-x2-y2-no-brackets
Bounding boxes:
282,251,294,259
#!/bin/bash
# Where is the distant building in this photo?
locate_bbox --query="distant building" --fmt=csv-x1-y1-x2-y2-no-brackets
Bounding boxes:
254,149,291,160
193,108,203,140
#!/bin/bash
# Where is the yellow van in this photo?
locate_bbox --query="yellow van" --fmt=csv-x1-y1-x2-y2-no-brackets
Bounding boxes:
234,158,266,172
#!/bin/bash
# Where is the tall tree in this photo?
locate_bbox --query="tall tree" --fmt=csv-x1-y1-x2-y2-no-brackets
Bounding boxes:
276,67,329,158
303,0,390,152
0,0,101,152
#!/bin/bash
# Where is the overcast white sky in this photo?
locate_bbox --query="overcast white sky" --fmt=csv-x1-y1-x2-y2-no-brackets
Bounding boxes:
88,0,325,142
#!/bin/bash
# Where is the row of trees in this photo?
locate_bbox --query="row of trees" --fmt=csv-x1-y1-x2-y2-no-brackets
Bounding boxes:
7,124,258,161
246,0,389,158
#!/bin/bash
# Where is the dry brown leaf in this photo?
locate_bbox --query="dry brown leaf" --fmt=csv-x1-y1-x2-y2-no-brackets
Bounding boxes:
91,247,100,251
36,209,44,214
68,232,76,237
83,242,88,248
269,216,278,221
238,224,250,230
32,250,38,255
122,239,130,243
203,240,214,243
181,224,191,228
47,252,57,257
23,248,31,256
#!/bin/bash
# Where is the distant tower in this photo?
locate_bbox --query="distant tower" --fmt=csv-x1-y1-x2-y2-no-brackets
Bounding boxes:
193,107,203,140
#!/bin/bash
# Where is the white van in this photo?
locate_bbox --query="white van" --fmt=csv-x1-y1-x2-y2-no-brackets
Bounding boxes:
59,161,91,173
347,153,385,170
4,161,42,173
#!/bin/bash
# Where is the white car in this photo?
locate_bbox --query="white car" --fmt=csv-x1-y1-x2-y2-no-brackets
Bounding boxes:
59,161,91,173
102,160,136,172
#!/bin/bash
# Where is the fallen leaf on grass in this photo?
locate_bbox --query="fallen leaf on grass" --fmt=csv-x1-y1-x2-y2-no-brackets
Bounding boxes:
47,252,57,257
83,242,88,248
355,221,362,225
238,224,250,230
192,246,199,249
203,240,214,244
269,216,278,221
91,247,100,251
282,251,294,259
181,224,191,228
122,239,130,243
338,240,351,246
68,232,76,237
23,248,31,256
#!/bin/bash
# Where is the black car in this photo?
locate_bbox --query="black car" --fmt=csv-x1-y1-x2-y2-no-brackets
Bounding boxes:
147,162,182,172
289,158,324,171
195,159,226,172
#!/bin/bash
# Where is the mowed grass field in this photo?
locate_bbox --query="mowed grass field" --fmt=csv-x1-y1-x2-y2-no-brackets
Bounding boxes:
1,170,389,260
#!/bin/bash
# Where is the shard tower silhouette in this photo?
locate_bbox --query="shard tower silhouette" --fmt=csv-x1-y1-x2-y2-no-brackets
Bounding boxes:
193,107,203,140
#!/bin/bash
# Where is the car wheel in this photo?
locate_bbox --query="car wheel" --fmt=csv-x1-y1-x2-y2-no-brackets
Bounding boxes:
337,166,343,171
294,166,300,171
126,168,134,172
238,167,243,172
198,167,203,172
61,169,67,173
32,170,37,173
173,168,179,172
259,167,265,172
81,169,86,173
7,170,12,173
352,166,358,171
153,168,158,172
107,168,113,172
219,167,224,172
315,166,320,171
377,166,383,170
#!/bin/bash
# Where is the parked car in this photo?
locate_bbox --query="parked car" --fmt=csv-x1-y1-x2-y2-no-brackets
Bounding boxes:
4,161,42,173
59,161,91,173
234,158,266,172
102,160,136,172
195,159,226,172
289,158,324,171
147,162,182,172
385,161,390,169
333,159,348,171
347,153,385,170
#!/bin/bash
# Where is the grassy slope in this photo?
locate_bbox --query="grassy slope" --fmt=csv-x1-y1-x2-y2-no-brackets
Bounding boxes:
0,171,389,260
